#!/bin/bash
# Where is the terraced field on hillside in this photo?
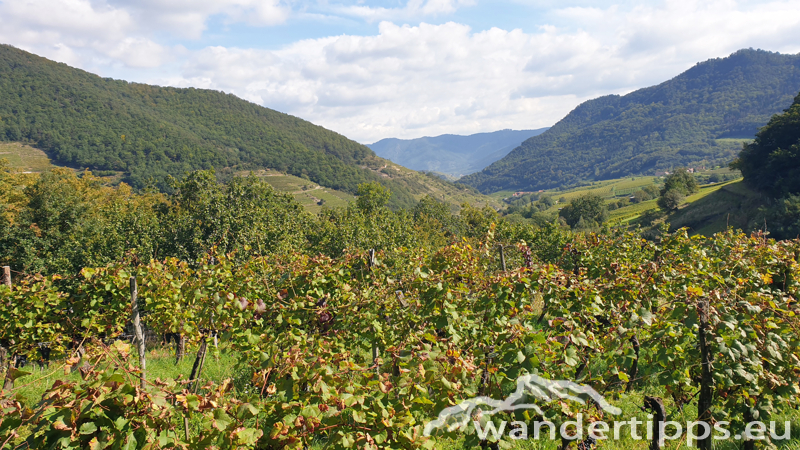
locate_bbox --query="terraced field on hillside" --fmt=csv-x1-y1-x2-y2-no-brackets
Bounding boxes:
0,142,54,172
241,169,355,214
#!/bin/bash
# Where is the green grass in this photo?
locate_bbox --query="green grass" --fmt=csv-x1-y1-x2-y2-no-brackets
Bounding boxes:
518,176,661,221
489,190,519,201
684,180,737,203
243,162,501,215
535,177,661,207
605,180,742,226
238,169,355,214
10,342,245,406
609,199,659,222
0,142,54,172
0,142,497,214
5,342,260,449
667,180,766,235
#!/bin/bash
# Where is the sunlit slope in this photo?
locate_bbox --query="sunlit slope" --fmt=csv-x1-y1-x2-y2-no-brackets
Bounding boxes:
0,142,54,172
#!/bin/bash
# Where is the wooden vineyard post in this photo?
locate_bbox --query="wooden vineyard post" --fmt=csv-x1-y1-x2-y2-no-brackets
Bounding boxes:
185,335,209,441
498,245,506,272
367,249,379,374
392,291,408,377
0,267,8,374
372,341,380,375
2,269,13,391
188,336,209,392
210,311,219,360
175,334,186,364
743,407,755,450
697,301,713,450
2,358,14,391
626,334,640,392
644,396,666,450
130,277,146,390
479,346,495,396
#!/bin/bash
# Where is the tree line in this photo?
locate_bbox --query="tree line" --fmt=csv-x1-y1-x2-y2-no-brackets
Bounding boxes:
0,163,570,277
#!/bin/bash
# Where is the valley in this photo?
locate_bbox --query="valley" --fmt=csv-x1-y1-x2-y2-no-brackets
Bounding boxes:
1,43,800,450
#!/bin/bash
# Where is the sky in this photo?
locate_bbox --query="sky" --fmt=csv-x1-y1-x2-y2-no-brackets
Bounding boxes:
0,1,798,144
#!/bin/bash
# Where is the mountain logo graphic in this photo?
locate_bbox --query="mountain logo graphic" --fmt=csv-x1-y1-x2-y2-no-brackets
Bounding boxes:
423,374,621,436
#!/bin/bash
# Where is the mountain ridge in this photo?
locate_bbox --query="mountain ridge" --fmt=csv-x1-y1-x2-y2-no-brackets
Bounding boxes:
368,128,548,177
460,48,800,193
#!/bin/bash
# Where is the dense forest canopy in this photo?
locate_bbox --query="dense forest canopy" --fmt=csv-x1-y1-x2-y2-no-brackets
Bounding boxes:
732,91,800,239
733,91,800,198
461,49,800,193
0,44,428,208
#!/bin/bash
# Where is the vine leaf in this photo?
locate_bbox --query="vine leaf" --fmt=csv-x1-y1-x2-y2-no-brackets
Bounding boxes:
5,367,31,383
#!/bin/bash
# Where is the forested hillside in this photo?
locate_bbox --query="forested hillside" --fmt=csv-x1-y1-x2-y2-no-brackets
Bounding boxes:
462,49,800,193
368,128,547,177
0,44,482,209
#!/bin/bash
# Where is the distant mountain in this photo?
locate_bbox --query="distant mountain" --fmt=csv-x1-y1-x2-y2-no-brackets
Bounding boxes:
0,44,493,209
460,49,800,193
368,129,548,178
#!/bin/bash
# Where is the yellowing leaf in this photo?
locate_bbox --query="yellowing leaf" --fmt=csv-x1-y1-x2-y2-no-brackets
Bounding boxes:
687,286,704,297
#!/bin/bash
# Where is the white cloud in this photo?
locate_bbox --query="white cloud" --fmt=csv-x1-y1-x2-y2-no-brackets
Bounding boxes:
0,0,134,39
0,0,171,68
173,22,600,142
162,1,799,142
0,0,289,68
114,0,290,38
330,0,476,22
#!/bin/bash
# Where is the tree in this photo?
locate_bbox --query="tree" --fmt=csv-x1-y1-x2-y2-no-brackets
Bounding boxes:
412,195,463,246
355,182,392,214
657,189,685,211
413,195,453,227
657,168,698,212
0,168,162,274
559,193,607,229
660,168,699,197
732,91,800,198
631,190,652,203
159,170,308,262
762,194,800,240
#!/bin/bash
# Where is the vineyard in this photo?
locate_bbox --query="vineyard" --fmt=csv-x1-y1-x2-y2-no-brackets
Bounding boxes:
2,227,800,449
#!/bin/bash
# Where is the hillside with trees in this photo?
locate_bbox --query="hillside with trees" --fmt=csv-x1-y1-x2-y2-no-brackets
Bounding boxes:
0,44,490,210
732,91,800,239
462,49,800,193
